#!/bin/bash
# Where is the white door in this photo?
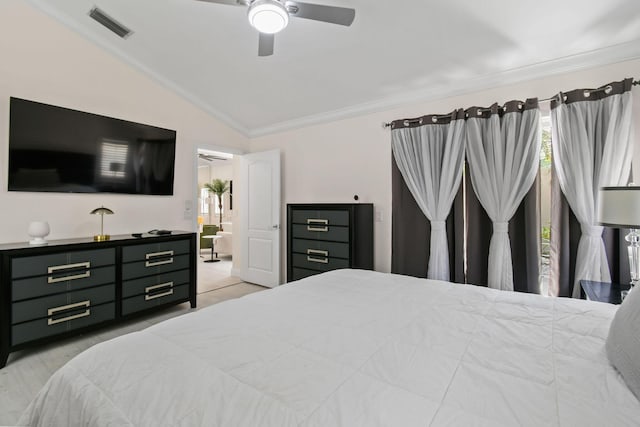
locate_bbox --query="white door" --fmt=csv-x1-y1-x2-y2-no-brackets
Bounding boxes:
238,149,281,287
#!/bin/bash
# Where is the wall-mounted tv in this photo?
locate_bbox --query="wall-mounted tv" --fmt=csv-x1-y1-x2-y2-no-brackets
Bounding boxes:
8,97,176,195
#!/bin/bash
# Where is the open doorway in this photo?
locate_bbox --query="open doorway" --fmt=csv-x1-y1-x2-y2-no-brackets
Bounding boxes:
196,148,240,293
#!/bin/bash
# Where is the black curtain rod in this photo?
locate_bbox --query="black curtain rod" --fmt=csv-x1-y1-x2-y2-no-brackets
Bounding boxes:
383,78,640,129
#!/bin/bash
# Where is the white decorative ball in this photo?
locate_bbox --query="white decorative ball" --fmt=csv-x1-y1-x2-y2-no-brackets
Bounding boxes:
28,221,50,245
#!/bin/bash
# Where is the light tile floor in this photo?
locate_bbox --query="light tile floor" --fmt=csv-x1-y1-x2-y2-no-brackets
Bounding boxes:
0,260,265,425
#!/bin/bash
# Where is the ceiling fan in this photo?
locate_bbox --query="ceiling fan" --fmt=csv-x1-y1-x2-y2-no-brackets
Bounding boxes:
196,0,355,56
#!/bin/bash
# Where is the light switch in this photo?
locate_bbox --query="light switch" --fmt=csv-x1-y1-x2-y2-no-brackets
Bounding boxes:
184,200,193,220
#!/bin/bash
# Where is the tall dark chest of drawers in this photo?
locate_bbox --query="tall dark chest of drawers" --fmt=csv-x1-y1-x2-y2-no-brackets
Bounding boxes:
287,203,373,281
0,232,196,368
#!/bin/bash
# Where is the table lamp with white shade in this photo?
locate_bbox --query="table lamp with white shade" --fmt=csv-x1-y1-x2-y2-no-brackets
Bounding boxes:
598,186,640,296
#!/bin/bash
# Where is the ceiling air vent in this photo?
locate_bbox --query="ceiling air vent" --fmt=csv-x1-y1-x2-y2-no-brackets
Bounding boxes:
89,7,132,39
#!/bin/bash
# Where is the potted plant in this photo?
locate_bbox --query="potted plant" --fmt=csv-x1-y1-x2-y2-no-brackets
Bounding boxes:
204,179,230,231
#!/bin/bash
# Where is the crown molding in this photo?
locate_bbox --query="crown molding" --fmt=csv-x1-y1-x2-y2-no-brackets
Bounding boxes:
25,1,640,140
248,39,640,138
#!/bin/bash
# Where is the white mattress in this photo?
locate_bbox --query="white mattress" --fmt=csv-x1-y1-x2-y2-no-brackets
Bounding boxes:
19,269,640,426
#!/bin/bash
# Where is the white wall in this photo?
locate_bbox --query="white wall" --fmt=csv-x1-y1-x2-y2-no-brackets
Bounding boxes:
251,59,640,274
0,1,248,243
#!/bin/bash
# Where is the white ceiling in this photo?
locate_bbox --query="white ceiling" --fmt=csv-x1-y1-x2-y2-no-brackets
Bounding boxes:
29,0,640,137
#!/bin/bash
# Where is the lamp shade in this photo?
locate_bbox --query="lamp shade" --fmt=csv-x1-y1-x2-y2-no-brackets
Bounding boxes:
90,206,114,215
598,187,640,229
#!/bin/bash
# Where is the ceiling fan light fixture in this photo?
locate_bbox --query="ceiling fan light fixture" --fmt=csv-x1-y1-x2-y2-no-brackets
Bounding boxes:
248,0,289,34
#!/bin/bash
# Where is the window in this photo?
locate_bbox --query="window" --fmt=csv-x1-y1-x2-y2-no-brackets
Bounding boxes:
539,114,552,296
200,188,224,214
200,188,209,214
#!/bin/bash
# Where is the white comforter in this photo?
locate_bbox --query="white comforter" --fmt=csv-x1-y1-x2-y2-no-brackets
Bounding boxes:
20,269,640,426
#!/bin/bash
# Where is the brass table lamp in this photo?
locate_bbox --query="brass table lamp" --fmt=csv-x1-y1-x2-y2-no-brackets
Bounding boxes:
91,206,114,241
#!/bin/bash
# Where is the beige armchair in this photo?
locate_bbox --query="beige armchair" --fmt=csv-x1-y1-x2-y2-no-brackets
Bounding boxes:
215,231,232,256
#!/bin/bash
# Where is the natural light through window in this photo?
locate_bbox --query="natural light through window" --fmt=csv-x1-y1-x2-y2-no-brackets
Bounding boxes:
539,114,552,296
200,188,209,214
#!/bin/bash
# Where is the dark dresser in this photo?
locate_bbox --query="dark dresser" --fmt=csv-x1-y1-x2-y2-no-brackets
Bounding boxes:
0,231,196,368
287,203,373,281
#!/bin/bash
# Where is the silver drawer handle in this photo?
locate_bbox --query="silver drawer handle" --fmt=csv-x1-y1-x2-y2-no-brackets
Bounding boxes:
307,226,328,232
47,262,91,283
145,281,174,300
307,256,329,264
307,218,328,225
48,300,91,325
307,249,329,256
145,250,174,267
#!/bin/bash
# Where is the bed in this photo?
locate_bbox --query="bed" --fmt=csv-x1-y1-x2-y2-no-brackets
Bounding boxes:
19,269,640,426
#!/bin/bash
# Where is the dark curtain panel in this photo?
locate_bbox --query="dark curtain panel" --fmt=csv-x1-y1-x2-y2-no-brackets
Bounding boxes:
464,99,540,291
466,162,541,292
550,78,633,297
549,78,633,297
550,165,630,297
391,156,464,282
465,164,490,286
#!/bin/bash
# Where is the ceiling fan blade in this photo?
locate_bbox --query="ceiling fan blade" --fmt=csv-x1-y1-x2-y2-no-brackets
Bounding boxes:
195,0,248,6
285,1,355,26
258,33,274,56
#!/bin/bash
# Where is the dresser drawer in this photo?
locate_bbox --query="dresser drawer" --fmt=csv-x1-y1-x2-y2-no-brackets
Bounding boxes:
12,302,115,346
290,267,321,281
12,265,116,302
122,253,189,281
122,269,190,298
122,239,190,262
291,253,349,272
291,224,349,242
291,210,349,226
121,283,190,316
12,284,115,324
291,238,349,259
11,248,115,279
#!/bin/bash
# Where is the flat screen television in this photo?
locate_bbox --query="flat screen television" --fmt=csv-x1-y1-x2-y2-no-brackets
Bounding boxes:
8,97,176,195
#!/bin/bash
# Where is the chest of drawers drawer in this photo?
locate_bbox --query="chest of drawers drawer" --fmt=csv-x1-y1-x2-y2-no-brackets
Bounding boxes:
12,284,115,324
122,253,189,280
12,265,116,302
11,248,115,279
122,239,190,262
122,283,190,316
12,302,115,346
122,269,190,298
291,224,349,242
290,267,320,281
291,253,349,272
291,210,350,226
291,238,350,259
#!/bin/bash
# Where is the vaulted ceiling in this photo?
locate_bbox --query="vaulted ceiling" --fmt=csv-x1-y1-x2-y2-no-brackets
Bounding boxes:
29,0,640,136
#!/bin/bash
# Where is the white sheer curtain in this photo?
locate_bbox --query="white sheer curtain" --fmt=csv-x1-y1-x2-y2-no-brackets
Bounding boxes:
465,100,541,291
391,110,465,281
551,79,634,298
